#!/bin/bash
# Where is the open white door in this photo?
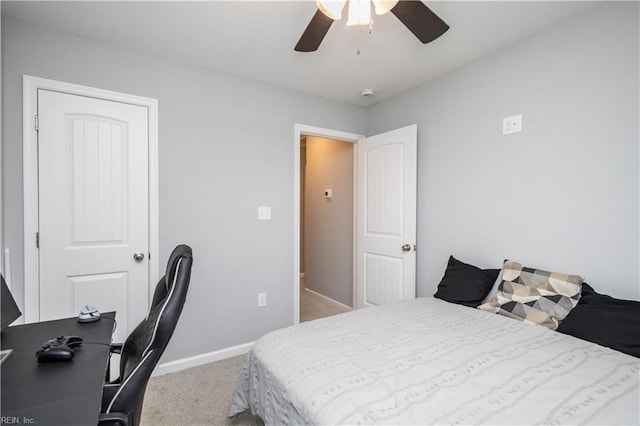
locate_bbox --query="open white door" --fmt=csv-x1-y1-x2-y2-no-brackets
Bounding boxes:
356,125,417,308
37,89,150,342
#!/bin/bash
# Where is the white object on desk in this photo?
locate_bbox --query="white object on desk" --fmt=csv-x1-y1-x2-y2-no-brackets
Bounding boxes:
78,305,101,323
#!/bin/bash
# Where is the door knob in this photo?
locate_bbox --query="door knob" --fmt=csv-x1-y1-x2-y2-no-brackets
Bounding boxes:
133,252,145,262
401,244,411,252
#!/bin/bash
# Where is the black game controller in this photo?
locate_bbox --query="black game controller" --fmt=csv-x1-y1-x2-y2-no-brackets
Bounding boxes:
36,335,83,362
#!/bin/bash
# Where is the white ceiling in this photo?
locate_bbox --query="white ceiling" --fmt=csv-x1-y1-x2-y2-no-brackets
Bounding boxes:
2,1,599,106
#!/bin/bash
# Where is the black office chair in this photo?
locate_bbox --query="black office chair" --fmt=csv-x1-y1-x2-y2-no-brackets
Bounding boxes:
99,244,193,426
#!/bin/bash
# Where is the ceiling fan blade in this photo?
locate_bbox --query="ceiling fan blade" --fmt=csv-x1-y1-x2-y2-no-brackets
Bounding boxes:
295,9,334,52
390,1,449,44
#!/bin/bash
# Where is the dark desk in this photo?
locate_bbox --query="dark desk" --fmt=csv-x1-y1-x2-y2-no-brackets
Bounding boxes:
1,312,116,426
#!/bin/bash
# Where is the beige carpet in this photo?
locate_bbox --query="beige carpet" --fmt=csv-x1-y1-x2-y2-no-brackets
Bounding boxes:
141,290,347,425
140,355,262,426
300,288,351,322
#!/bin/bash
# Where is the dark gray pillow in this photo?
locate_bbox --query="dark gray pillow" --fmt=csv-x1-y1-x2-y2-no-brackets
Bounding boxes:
434,256,500,308
557,283,640,358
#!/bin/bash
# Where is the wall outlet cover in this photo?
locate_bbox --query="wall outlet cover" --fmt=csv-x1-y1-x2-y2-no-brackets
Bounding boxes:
258,206,271,221
258,292,267,307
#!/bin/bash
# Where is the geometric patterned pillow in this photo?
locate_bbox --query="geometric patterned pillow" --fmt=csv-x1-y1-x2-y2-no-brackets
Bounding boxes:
478,260,583,330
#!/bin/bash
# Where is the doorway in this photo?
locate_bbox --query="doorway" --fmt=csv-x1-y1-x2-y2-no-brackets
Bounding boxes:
300,135,354,322
294,124,418,323
293,125,364,324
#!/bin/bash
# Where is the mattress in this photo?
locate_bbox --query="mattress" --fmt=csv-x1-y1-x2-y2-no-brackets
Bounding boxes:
230,297,639,425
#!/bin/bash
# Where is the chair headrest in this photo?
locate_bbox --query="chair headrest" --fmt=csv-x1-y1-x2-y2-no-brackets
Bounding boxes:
165,244,193,292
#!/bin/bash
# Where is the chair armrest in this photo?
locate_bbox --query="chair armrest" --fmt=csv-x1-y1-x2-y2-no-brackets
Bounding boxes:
110,343,124,354
106,343,124,382
98,412,128,426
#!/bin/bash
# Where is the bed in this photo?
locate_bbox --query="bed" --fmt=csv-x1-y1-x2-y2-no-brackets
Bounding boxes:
229,297,639,425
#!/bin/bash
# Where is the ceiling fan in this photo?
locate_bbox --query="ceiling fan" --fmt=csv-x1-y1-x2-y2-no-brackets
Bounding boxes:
295,0,449,52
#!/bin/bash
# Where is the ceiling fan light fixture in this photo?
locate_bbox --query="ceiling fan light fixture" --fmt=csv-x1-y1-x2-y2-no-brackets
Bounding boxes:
295,0,449,53
372,0,398,16
316,0,347,20
346,0,372,26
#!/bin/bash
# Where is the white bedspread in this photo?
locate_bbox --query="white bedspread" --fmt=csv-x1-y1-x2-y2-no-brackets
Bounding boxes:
230,297,639,425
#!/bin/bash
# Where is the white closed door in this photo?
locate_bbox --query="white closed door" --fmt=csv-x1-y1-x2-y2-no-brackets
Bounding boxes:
356,125,417,308
38,89,149,342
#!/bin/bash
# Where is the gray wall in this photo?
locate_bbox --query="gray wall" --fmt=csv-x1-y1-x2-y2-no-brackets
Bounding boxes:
1,17,367,362
1,0,639,365
304,137,354,307
368,1,639,300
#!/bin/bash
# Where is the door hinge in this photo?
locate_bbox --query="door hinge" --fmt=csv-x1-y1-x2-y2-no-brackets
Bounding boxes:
34,114,39,132
36,232,40,248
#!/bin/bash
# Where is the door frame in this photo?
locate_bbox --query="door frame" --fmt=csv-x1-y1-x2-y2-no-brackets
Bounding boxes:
22,75,160,323
293,124,364,324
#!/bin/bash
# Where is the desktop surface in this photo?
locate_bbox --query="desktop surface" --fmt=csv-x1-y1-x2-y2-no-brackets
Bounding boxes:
1,312,116,426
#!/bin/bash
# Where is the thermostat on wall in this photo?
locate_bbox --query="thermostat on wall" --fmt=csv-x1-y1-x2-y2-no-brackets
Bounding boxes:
324,189,332,199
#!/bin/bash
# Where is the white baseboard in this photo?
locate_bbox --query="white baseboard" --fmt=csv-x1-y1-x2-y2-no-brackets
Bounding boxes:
153,341,254,377
305,288,352,312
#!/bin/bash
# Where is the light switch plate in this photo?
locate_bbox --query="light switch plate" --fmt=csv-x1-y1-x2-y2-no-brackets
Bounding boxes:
503,114,522,135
